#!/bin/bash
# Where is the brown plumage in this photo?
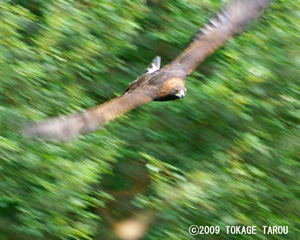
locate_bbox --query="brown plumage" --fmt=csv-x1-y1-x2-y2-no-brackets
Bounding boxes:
23,0,271,141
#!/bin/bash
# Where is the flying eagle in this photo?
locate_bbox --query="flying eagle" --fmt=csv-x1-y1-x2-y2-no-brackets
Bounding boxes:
24,0,271,141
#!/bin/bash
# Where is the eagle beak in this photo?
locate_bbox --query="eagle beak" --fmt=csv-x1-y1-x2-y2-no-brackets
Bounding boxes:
175,90,185,99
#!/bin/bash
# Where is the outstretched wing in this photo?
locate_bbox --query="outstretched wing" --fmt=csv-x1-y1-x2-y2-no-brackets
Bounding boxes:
23,89,153,141
174,0,271,75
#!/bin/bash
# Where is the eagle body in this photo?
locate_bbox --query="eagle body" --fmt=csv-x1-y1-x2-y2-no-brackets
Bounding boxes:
141,63,187,101
123,60,187,102
23,0,271,141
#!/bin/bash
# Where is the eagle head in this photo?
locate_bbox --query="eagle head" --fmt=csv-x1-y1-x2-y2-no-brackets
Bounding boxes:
174,85,186,99
154,84,186,102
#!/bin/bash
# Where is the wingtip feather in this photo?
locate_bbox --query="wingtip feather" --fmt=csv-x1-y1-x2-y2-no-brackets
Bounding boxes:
22,114,85,141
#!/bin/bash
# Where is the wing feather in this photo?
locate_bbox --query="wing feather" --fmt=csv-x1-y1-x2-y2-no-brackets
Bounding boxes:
174,0,271,75
23,90,153,141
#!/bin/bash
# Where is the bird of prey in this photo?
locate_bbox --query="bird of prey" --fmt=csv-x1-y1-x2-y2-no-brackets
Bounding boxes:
24,0,271,141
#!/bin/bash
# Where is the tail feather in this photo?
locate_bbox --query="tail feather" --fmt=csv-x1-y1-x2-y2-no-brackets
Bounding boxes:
145,56,161,74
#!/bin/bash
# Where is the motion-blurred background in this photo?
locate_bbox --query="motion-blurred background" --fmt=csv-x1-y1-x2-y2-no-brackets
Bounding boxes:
0,0,299,239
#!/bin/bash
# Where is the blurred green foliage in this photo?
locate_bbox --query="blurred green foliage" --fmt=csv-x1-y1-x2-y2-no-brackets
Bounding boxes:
0,0,299,239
